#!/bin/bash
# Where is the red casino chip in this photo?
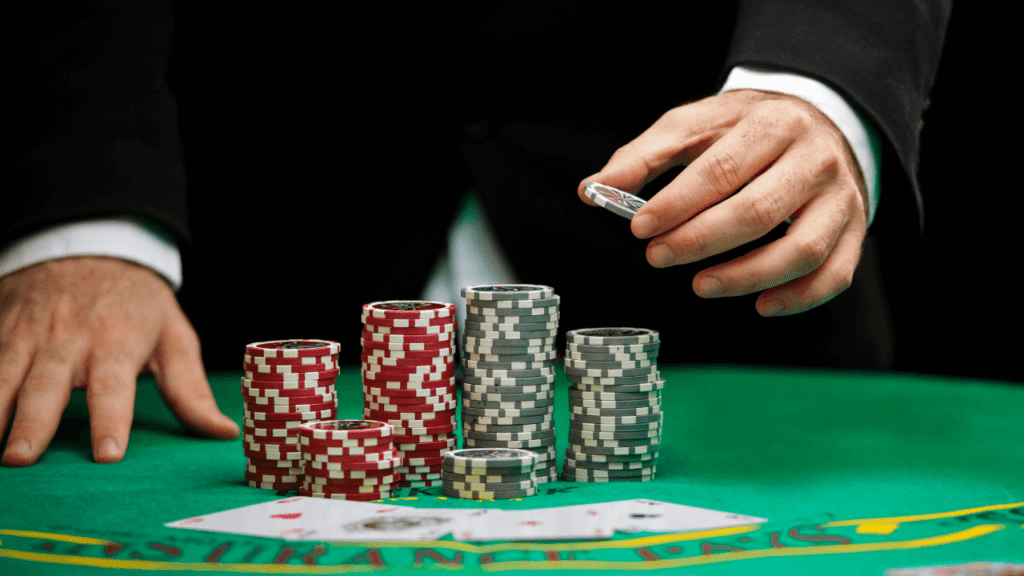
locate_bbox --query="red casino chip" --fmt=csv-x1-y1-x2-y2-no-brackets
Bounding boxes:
298,420,393,441
391,432,454,444
395,464,444,475
297,434,390,448
398,446,453,459
246,339,342,358
363,324,455,336
246,455,304,467
361,314,455,328
364,400,457,413
302,455,401,471
398,456,446,467
361,354,453,367
242,418,304,429
243,407,336,422
303,448,397,462
395,439,456,452
301,444,395,458
392,423,457,436
243,385,335,398
363,393,456,406
300,480,395,494
360,339,453,352
245,470,301,483
361,377,455,391
243,353,339,366
242,361,339,374
242,377,338,390
244,448,304,461
248,480,303,490
247,464,305,476
299,439,393,453
244,400,336,414
361,361,456,375
242,433,297,445
362,348,456,359
362,301,455,320
303,474,397,487
297,489,391,501
360,330,455,344
244,368,341,382
361,409,457,426
362,385,456,399
246,392,336,406
303,464,398,478
392,479,442,488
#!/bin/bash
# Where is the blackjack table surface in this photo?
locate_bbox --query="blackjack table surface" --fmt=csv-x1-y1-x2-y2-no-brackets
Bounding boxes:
1,365,1021,575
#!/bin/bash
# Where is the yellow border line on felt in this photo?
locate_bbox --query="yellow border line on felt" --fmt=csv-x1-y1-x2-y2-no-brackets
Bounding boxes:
0,530,110,545
0,525,1004,573
823,501,1024,527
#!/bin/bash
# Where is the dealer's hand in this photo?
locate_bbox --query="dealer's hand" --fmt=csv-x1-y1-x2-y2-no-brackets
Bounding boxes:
0,256,238,467
579,89,869,316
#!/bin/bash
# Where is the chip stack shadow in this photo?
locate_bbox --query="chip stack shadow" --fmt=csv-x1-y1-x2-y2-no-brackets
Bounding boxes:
241,339,341,490
360,301,459,488
460,285,560,484
563,328,662,482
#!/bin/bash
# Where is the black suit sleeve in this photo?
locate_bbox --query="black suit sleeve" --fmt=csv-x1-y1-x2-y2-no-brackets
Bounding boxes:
5,1,188,248
721,0,954,238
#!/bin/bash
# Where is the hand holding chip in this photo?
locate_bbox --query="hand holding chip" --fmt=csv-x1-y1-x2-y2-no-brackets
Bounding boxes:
0,257,238,467
578,89,869,317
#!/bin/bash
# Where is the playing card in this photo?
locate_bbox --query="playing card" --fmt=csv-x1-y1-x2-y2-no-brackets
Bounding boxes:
291,504,478,541
165,497,351,539
452,504,615,541
615,499,767,533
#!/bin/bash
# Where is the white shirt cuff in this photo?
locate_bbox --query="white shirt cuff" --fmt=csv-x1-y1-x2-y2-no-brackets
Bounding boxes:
0,216,183,290
718,65,882,227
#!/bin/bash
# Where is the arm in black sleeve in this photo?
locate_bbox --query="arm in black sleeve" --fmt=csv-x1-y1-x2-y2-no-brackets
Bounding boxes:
720,0,954,238
6,1,189,248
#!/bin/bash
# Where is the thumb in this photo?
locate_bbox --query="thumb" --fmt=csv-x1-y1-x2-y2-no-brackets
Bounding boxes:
148,311,239,439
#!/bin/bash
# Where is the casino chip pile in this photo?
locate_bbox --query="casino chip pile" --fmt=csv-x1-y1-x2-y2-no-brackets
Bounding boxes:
441,449,540,500
460,284,560,484
297,420,397,500
241,339,341,490
361,301,458,488
563,328,663,482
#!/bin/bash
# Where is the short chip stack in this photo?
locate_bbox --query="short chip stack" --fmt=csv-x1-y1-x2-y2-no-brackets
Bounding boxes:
241,339,341,490
441,448,539,499
460,285,560,483
563,328,662,482
297,420,398,500
361,301,458,488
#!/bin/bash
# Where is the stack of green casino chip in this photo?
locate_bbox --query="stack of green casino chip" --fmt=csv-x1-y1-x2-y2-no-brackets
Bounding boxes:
563,328,662,482
459,285,560,483
441,448,540,499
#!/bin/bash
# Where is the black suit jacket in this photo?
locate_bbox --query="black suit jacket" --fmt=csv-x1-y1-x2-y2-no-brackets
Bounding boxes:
7,1,952,371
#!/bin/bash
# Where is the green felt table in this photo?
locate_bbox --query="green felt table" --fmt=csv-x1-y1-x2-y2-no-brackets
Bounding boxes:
1,365,1021,575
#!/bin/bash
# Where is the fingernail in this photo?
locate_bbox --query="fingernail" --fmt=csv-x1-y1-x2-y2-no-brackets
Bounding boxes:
697,276,724,297
762,300,784,316
99,438,119,460
632,214,659,238
6,439,29,456
649,244,674,267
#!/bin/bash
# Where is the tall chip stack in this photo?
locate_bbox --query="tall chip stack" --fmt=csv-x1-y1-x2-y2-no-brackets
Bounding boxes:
562,328,662,482
241,339,341,490
360,301,458,489
459,285,560,484
297,420,398,500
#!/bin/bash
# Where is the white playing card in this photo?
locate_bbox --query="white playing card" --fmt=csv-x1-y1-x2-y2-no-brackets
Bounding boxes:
291,504,479,541
165,497,360,539
452,504,615,541
615,499,767,533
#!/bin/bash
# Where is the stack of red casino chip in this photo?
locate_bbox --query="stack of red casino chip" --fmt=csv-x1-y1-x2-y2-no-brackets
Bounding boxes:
242,339,341,490
297,420,397,500
360,301,458,488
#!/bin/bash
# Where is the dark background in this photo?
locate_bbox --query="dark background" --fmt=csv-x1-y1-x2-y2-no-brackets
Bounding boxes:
168,4,1016,382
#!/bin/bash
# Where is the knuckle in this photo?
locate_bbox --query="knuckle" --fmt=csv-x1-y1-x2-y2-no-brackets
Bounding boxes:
796,235,832,270
685,223,715,259
832,265,855,293
738,193,783,231
706,151,743,190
